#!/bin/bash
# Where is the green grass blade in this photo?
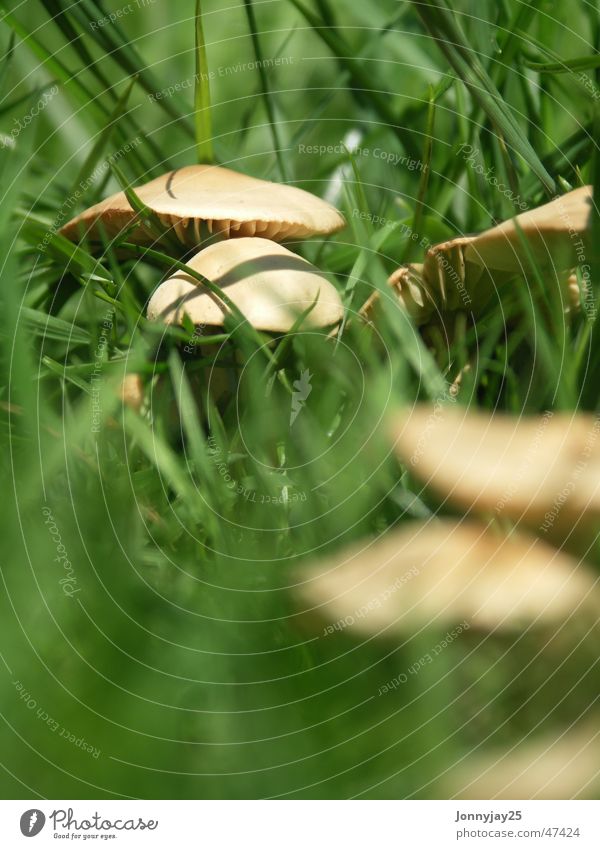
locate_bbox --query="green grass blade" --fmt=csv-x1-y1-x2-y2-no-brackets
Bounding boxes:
122,407,196,503
526,56,600,74
70,75,137,195
19,307,90,345
194,0,214,164
412,0,556,194
243,0,287,180
76,0,195,138
287,0,420,158
403,89,435,262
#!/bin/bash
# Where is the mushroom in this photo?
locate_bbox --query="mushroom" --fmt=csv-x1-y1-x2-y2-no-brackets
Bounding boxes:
146,237,344,422
118,373,144,412
465,185,593,273
421,234,482,312
147,237,344,332
60,164,345,247
298,519,597,634
363,239,513,327
360,263,433,325
373,186,591,327
390,405,600,550
444,719,600,799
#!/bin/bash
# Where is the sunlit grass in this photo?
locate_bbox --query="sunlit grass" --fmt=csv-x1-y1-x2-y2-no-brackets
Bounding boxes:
0,0,599,800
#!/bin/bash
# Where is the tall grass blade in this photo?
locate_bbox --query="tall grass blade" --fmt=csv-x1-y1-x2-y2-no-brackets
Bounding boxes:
194,0,214,164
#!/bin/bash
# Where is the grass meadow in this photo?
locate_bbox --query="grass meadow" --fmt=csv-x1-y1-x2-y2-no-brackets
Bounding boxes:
1,0,599,800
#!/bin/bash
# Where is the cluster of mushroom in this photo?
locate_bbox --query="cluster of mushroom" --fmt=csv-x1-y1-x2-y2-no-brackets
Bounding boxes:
61,164,347,341
364,185,592,327
301,405,600,634
62,165,592,344
299,403,600,796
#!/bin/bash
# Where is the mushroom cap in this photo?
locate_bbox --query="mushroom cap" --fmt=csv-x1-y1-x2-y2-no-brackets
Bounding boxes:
147,237,344,333
390,405,600,526
464,185,593,272
60,165,346,246
385,237,515,325
299,520,596,634
384,221,581,325
445,719,600,799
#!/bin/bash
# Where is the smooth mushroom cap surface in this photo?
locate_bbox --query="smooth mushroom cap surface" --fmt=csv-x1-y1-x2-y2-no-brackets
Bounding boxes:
298,520,596,633
390,405,600,525
464,185,593,273
60,164,346,246
444,719,600,799
147,237,344,333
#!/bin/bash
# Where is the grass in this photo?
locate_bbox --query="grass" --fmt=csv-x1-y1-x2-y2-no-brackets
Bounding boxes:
0,0,599,800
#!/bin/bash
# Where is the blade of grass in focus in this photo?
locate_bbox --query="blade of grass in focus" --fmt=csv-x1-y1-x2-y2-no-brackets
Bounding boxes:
412,0,556,194
243,0,287,180
194,0,214,164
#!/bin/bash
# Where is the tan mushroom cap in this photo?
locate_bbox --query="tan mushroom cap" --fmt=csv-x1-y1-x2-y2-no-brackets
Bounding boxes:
465,185,593,273
390,405,600,527
147,237,344,333
299,520,596,633
60,165,345,246
381,236,514,326
384,230,579,327
445,719,600,799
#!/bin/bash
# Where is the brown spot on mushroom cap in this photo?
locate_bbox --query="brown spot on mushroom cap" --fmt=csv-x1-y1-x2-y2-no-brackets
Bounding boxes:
60,164,346,246
465,185,593,273
147,237,344,333
390,405,600,528
298,520,596,634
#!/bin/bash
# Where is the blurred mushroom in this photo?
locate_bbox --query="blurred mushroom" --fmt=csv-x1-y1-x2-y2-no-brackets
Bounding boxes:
390,405,600,550
147,237,344,332
299,520,597,635
445,719,600,799
61,165,345,247
118,373,144,412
